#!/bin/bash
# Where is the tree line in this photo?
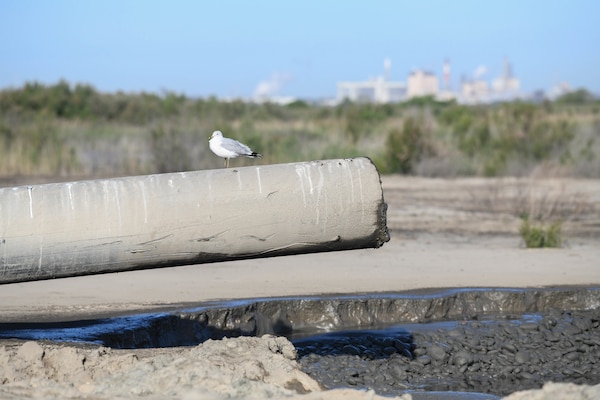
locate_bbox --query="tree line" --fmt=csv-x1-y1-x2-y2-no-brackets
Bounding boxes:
1,80,598,178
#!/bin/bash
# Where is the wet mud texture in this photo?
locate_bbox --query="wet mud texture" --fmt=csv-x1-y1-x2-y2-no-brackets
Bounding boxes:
295,308,600,397
1,287,599,398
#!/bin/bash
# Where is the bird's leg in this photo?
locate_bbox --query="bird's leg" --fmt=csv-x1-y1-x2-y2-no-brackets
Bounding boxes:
225,158,229,168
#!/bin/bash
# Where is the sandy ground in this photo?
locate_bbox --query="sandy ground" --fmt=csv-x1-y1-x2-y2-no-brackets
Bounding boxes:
1,175,599,400
0,176,599,322
0,234,599,322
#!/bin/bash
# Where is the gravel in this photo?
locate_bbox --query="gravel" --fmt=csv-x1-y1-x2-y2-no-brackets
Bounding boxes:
294,309,600,397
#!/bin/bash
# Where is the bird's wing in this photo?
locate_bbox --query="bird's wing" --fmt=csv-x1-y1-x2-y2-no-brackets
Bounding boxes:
221,138,252,155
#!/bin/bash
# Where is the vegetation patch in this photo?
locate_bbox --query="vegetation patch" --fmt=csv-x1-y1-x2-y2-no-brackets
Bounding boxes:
519,216,563,248
0,81,598,177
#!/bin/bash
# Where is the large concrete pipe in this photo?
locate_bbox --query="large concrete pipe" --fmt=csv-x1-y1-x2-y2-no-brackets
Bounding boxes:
0,157,389,284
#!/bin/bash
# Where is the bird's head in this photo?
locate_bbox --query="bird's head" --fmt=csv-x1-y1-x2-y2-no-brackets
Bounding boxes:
209,130,223,141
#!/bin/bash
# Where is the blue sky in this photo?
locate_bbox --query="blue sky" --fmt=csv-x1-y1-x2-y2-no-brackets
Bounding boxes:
1,0,599,99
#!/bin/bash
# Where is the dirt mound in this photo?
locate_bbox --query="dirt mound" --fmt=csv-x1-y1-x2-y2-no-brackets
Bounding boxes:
0,336,329,399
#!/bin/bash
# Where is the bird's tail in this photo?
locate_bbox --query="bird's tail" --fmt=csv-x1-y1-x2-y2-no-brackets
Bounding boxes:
249,152,262,159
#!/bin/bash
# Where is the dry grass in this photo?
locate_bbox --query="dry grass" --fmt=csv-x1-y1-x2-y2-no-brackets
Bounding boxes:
472,176,596,246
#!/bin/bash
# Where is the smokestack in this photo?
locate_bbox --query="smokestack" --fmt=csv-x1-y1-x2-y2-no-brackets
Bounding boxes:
443,58,451,91
384,58,391,81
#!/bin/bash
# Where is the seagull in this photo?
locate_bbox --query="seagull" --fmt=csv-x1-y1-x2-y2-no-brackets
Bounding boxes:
209,130,262,168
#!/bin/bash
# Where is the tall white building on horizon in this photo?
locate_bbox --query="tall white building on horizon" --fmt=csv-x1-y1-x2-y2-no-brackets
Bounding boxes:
407,70,439,99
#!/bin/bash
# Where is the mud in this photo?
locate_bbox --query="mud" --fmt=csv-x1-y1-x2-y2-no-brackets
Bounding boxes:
2,287,599,347
295,308,600,396
1,287,599,399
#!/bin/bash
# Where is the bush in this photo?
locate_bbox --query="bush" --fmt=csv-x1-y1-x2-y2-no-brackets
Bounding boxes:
519,217,563,248
382,116,432,174
555,88,596,105
0,80,598,178
150,125,191,173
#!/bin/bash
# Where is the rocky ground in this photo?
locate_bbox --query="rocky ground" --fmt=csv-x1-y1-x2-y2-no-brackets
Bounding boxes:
0,328,599,400
296,309,600,397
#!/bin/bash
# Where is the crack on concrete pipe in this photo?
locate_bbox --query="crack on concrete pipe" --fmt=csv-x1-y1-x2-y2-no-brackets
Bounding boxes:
0,158,390,284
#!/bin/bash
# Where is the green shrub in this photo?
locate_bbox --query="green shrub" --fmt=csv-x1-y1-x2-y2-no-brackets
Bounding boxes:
519,217,563,248
382,116,431,174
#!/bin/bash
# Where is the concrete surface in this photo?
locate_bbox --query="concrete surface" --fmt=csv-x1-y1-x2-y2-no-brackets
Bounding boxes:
0,158,388,283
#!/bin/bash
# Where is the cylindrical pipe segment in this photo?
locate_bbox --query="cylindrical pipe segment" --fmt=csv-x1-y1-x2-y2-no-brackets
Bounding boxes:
0,157,389,284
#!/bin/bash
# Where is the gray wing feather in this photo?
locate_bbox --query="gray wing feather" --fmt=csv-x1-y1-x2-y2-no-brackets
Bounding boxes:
222,138,252,155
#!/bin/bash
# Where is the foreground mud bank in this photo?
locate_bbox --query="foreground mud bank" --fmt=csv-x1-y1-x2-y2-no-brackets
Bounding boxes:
2,287,598,347
1,335,599,400
1,287,599,399
0,336,329,400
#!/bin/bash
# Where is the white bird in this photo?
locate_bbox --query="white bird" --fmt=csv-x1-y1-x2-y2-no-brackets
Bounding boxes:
209,130,262,168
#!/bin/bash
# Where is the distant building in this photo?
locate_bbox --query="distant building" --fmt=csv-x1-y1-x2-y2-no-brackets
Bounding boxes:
458,58,521,103
491,58,520,100
337,59,407,103
335,57,522,105
461,79,490,104
337,77,406,103
407,70,439,98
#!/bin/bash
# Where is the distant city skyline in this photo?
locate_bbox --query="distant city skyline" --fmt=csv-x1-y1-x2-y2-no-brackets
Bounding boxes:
337,57,525,105
1,1,599,100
